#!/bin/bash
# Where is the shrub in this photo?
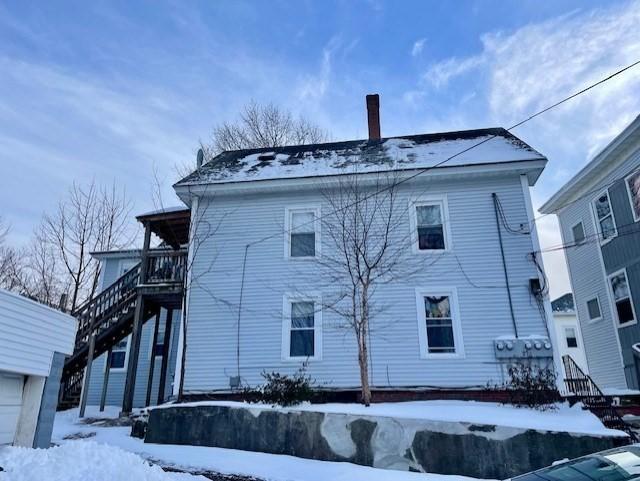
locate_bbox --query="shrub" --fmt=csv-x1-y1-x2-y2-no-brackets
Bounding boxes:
244,366,316,407
504,362,558,411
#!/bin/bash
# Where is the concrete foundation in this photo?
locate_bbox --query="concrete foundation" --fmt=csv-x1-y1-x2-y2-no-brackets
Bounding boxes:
145,404,624,479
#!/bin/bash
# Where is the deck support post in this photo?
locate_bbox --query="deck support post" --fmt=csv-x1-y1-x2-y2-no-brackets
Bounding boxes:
79,333,96,418
121,222,152,415
145,312,161,407
157,308,173,405
99,347,112,412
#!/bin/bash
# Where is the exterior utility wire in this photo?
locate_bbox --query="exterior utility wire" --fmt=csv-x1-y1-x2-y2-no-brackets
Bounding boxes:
493,193,519,338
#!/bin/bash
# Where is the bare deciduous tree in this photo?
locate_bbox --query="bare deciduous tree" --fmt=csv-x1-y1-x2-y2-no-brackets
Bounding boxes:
318,173,420,405
40,181,135,311
203,101,329,159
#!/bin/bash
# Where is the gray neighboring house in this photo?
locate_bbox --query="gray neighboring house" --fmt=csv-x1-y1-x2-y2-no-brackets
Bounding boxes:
81,249,181,408
541,115,640,391
0,288,76,447
170,100,560,395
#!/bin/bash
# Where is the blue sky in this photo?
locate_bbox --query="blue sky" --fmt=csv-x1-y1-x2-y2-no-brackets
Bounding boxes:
1,0,640,296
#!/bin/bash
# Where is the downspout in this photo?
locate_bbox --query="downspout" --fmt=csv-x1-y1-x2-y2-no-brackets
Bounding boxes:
492,193,519,338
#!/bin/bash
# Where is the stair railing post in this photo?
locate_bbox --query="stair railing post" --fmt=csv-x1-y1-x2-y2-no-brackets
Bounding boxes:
79,301,98,418
157,308,173,405
145,312,161,407
121,221,152,415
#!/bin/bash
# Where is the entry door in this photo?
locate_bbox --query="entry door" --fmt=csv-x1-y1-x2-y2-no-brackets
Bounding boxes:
0,372,24,444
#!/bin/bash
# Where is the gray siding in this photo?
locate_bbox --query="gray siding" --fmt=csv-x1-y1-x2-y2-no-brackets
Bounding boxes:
557,148,640,389
33,352,65,448
183,174,550,392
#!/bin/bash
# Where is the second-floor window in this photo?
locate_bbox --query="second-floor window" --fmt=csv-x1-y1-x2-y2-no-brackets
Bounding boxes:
412,198,449,252
586,297,602,321
564,327,578,348
609,270,636,326
626,169,640,222
571,222,585,245
286,207,319,258
593,191,616,242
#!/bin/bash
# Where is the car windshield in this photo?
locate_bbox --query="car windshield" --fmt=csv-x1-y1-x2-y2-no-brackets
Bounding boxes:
513,448,640,481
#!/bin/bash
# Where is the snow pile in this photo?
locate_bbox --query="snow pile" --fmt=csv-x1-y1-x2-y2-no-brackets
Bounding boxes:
0,441,203,481
153,400,627,438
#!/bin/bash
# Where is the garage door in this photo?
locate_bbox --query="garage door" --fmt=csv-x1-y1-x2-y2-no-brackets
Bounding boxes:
0,372,24,444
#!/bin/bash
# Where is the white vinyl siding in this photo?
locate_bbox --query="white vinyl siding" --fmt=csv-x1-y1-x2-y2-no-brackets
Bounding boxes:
183,174,547,391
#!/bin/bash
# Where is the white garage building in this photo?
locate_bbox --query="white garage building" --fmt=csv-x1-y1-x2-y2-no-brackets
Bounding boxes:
0,288,76,447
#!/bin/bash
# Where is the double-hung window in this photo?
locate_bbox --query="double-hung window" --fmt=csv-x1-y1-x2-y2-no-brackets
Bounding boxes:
152,320,167,358
609,269,637,326
571,222,585,246
416,288,463,358
109,338,129,371
412,198,449,252
564,327,578,348
626,169,640,222
283,295,322,360
593,191,617,242
286,207,319,258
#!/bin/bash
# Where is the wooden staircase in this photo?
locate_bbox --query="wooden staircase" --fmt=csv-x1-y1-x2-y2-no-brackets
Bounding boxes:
562,354,637,441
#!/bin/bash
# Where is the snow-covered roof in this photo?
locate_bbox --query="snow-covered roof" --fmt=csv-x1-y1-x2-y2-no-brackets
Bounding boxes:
175,128,546,188
551,293,575,313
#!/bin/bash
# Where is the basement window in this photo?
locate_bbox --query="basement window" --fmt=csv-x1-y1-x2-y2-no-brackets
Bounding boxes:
286,207,320,258
609,270,637,326
593,191,617,243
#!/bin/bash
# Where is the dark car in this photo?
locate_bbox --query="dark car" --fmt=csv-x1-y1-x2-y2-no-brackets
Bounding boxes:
512,446,640,481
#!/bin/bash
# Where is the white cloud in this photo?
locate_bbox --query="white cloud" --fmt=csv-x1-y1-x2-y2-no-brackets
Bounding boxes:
411,38,426,57
422,54,485,88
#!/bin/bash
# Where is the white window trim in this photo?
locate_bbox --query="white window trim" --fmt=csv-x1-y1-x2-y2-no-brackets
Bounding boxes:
591,189,617,245
624,169,640,223
409,195,452,254
284,205,321,260
105,335,131,372
570,220,586,246
585,296,602,323
282,292,323,361
415,287,464,359
564,326,579,349
608,268,638,328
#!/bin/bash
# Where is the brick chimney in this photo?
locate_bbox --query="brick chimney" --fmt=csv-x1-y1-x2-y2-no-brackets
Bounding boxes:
366,94,381,140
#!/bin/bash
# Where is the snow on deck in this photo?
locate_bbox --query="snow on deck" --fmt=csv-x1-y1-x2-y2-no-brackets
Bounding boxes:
152,400,627,438
176,129,545,186
49,407,485,481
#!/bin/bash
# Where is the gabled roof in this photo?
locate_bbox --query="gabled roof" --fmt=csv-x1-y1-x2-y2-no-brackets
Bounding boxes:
174,127,546,189
540,115,640,214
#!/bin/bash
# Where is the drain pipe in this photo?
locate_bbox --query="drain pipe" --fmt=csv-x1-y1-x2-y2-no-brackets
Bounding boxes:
492,193,519,338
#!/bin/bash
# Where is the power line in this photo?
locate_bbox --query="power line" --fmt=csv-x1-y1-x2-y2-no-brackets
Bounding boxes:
244,59,640,250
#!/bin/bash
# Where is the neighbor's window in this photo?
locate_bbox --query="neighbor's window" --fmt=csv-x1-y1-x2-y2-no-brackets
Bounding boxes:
594,191,616,242
565,327,578,348
572,222,585,245
609,270,636,326
415,201,447,251
110,338,129,370
288,301,317,358
422,295,458,354
586,297,602,321
287,208,318,258
626,170,640,222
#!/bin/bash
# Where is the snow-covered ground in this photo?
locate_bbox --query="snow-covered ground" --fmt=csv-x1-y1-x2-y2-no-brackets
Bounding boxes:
45,405,485,481
152,399,627,438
